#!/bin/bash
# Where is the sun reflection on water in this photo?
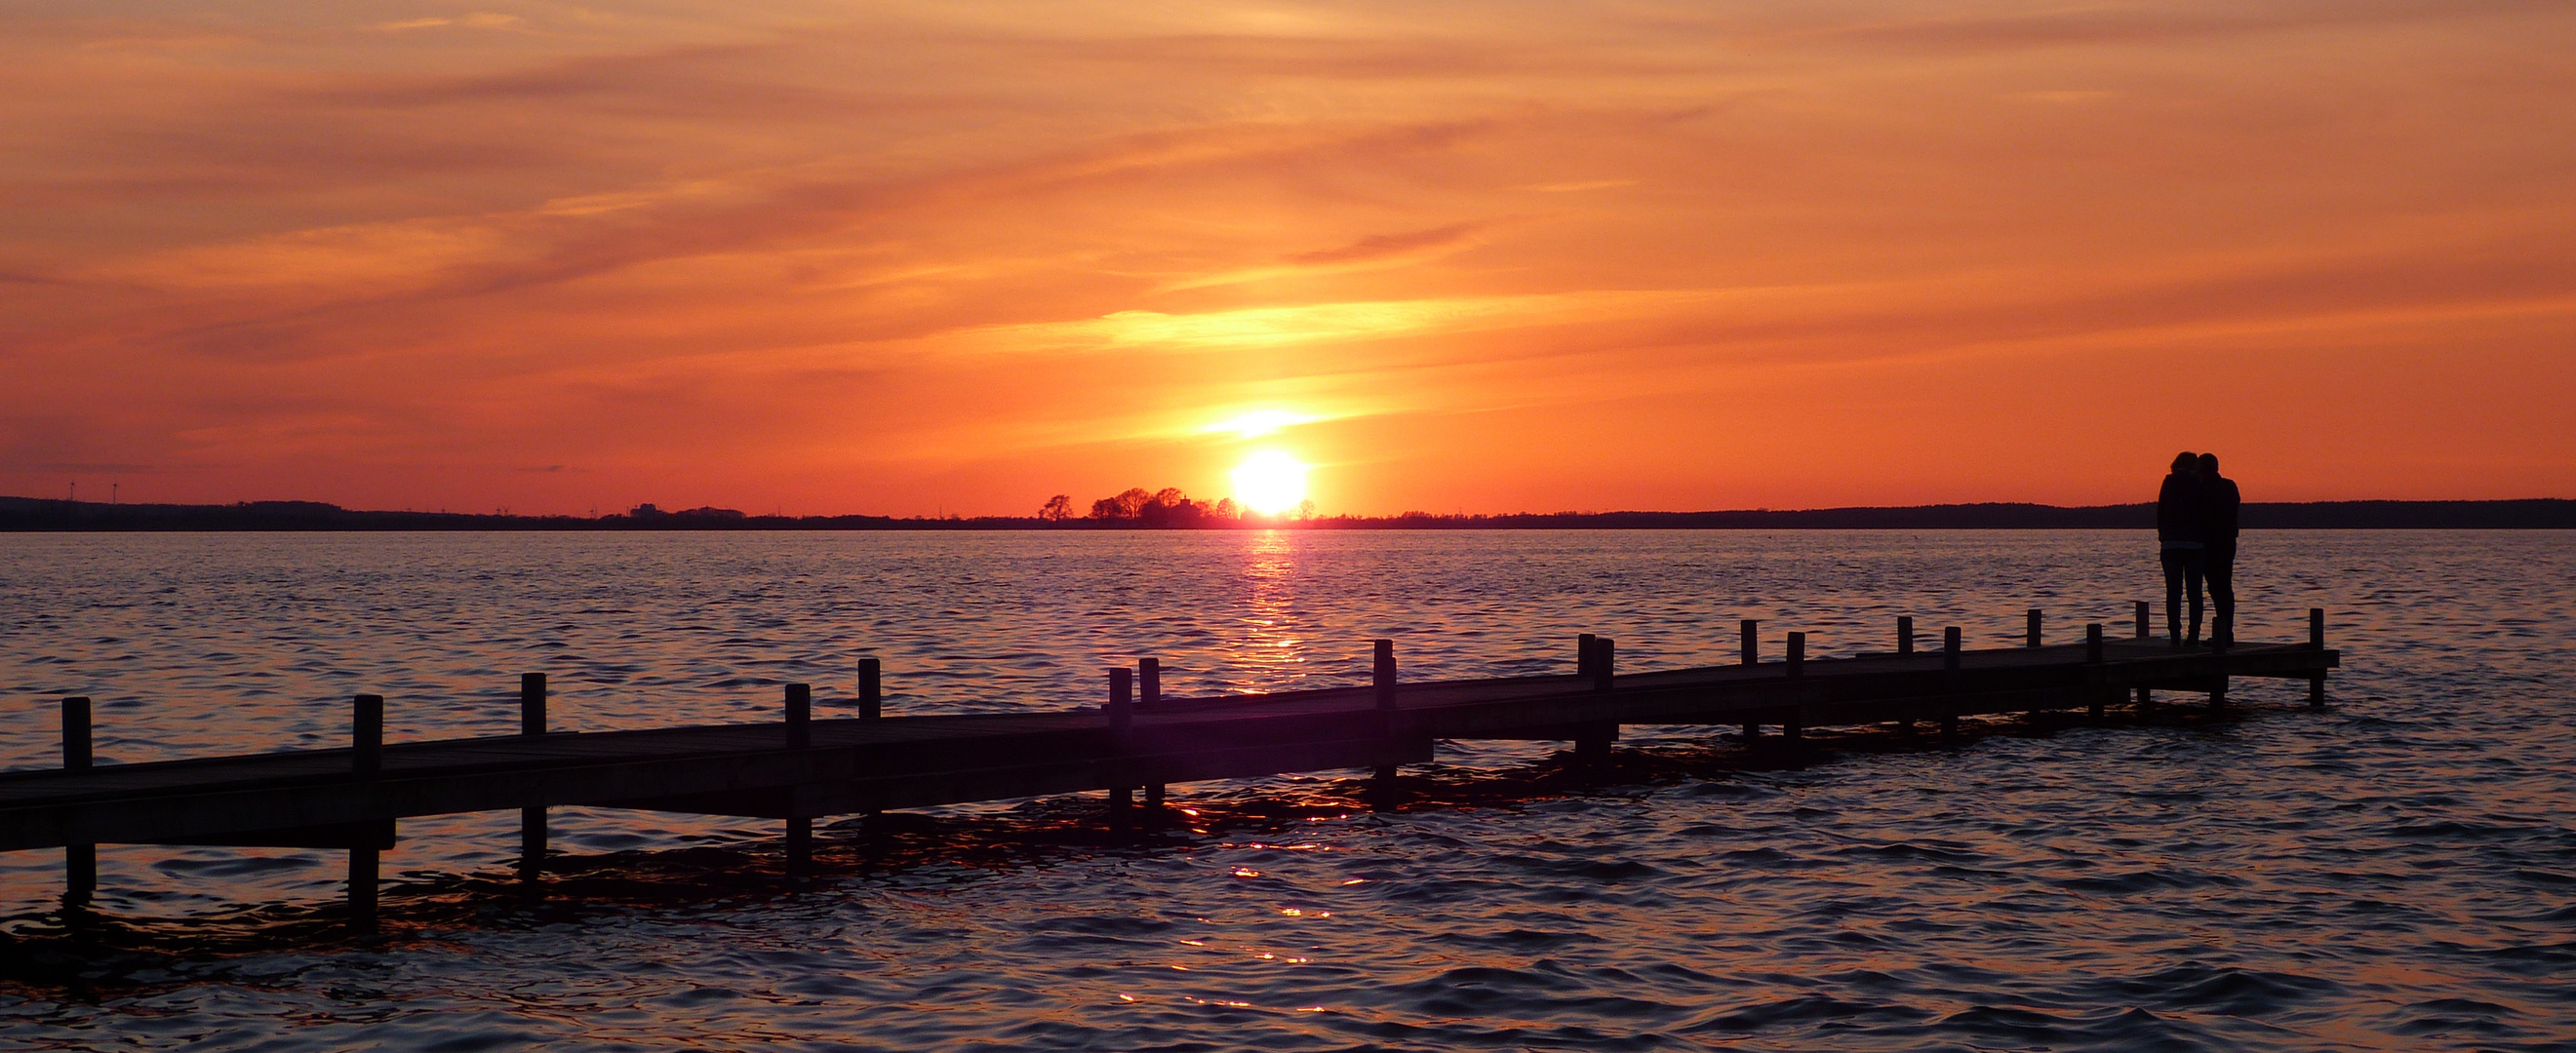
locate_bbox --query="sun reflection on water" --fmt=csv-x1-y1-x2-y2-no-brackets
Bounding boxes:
1223,529,1308,686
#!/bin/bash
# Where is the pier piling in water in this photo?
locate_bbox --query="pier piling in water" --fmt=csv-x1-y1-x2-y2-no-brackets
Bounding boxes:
2086,624,2107,720
1140,658,1166,825
1108,668,1134,830
1941,627,1962,737
61,697,94,903
519,674,546,884
2309,609,2327,707
785,683,812,750
353,695,382,778
1371,641,1401,796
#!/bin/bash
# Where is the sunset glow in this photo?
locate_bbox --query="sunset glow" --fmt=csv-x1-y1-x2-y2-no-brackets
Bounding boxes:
1232,452,1310,516
0,2,2570,515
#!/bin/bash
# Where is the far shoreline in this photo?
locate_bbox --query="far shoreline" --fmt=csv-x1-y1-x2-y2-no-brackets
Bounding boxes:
3,497,2570,531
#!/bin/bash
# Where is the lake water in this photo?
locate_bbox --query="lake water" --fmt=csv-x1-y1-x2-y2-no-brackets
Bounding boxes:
1,530,2570,1051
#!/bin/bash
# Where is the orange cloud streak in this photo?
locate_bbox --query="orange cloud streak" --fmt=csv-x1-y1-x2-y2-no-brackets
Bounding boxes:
2,1,2570,515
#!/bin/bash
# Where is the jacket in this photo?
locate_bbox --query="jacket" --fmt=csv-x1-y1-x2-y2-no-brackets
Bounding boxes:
2201,474,2241,548
2157,473,2202,544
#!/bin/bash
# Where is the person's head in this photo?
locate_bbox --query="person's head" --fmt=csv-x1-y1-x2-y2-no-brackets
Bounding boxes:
2199,452,2219,476
2171,451,2199,475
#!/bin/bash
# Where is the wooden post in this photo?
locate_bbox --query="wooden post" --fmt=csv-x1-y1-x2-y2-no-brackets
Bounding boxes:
1371,640,1400,791
859,657,882,721
2027,608,2042,648
2135,601,2151,639
62,697,95,903
1373,640,1397,711
2086,623,2106,720
1109,668,1133,831
1897,615,1913,656
2307,609,2327,707
785,817,812,872
1140,658,1166,826
2136,685,2153,712
1577,633,1597,678
1784,712,1803,746
2210,676,2228,713
1941,627,1962,738
1742,721,1759,747
519,674,545,885
1578,638,1615,768
1786,632,1804,678
1740,619,1759,665
353,694,382,778
348,844,378,931
784,682,812,749
520,673,545,735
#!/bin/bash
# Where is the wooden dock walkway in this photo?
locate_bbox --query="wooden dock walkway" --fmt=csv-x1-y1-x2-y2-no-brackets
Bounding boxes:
4,608,2338,926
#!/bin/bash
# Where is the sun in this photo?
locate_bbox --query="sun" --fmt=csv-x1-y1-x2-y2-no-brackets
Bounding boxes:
1230,450,1309,515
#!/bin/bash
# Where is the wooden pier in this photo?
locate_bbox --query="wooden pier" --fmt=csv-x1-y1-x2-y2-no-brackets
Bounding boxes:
4,607,2338,927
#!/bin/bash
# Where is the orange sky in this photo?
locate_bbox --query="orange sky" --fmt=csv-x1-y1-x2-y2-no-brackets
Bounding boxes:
4,1,2571,516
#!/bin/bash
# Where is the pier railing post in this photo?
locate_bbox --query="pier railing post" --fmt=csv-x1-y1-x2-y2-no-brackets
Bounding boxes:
521,673,545,735
353,694,382,778
2027,608,2042,648
1371,640,1401,797
2086,623,2107,720
519,674,546,886
1786,632,1804,678
1940,627,1962,738
348,695,384,928
1740,619,1759,665
1577,634,1596,678
785,683,812,749
1576,638,1616,768
1897,615,1913,656
1108,668,1133,831
2308,608,2327,707
2135,601,2151,639
859,657,882,721
62,697,95,904
1140,658,1166,827
1373,640,1397,711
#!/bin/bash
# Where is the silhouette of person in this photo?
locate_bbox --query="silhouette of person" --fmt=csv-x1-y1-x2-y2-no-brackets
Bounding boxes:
2156,450,2205,648
2198,452,2241,651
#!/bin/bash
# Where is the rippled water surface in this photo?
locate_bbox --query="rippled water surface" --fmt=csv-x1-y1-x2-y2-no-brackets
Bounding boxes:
2,529,2570,1051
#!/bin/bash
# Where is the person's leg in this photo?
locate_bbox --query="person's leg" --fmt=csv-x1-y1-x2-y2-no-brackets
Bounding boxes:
2206,546,2236,649
2185,552,2206,644
2161,550,2187,647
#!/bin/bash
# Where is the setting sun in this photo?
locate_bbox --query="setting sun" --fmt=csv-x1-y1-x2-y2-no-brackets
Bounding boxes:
1231,450,1309,515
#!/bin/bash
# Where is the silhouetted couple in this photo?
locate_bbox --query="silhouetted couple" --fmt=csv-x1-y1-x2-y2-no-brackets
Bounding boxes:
2156,452,2241,650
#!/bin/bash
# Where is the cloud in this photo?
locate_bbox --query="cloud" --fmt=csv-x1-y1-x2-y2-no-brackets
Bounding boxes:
1284,223,1479,265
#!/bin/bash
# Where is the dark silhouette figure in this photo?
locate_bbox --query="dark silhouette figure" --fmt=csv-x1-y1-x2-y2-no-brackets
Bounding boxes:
2156,450,2205,648
2198,452,2241,651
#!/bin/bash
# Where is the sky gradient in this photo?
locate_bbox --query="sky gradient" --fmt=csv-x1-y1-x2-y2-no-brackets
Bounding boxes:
4,0,2571,516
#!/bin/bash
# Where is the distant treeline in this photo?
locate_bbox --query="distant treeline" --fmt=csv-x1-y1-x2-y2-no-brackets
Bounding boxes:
3,495,2571,531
